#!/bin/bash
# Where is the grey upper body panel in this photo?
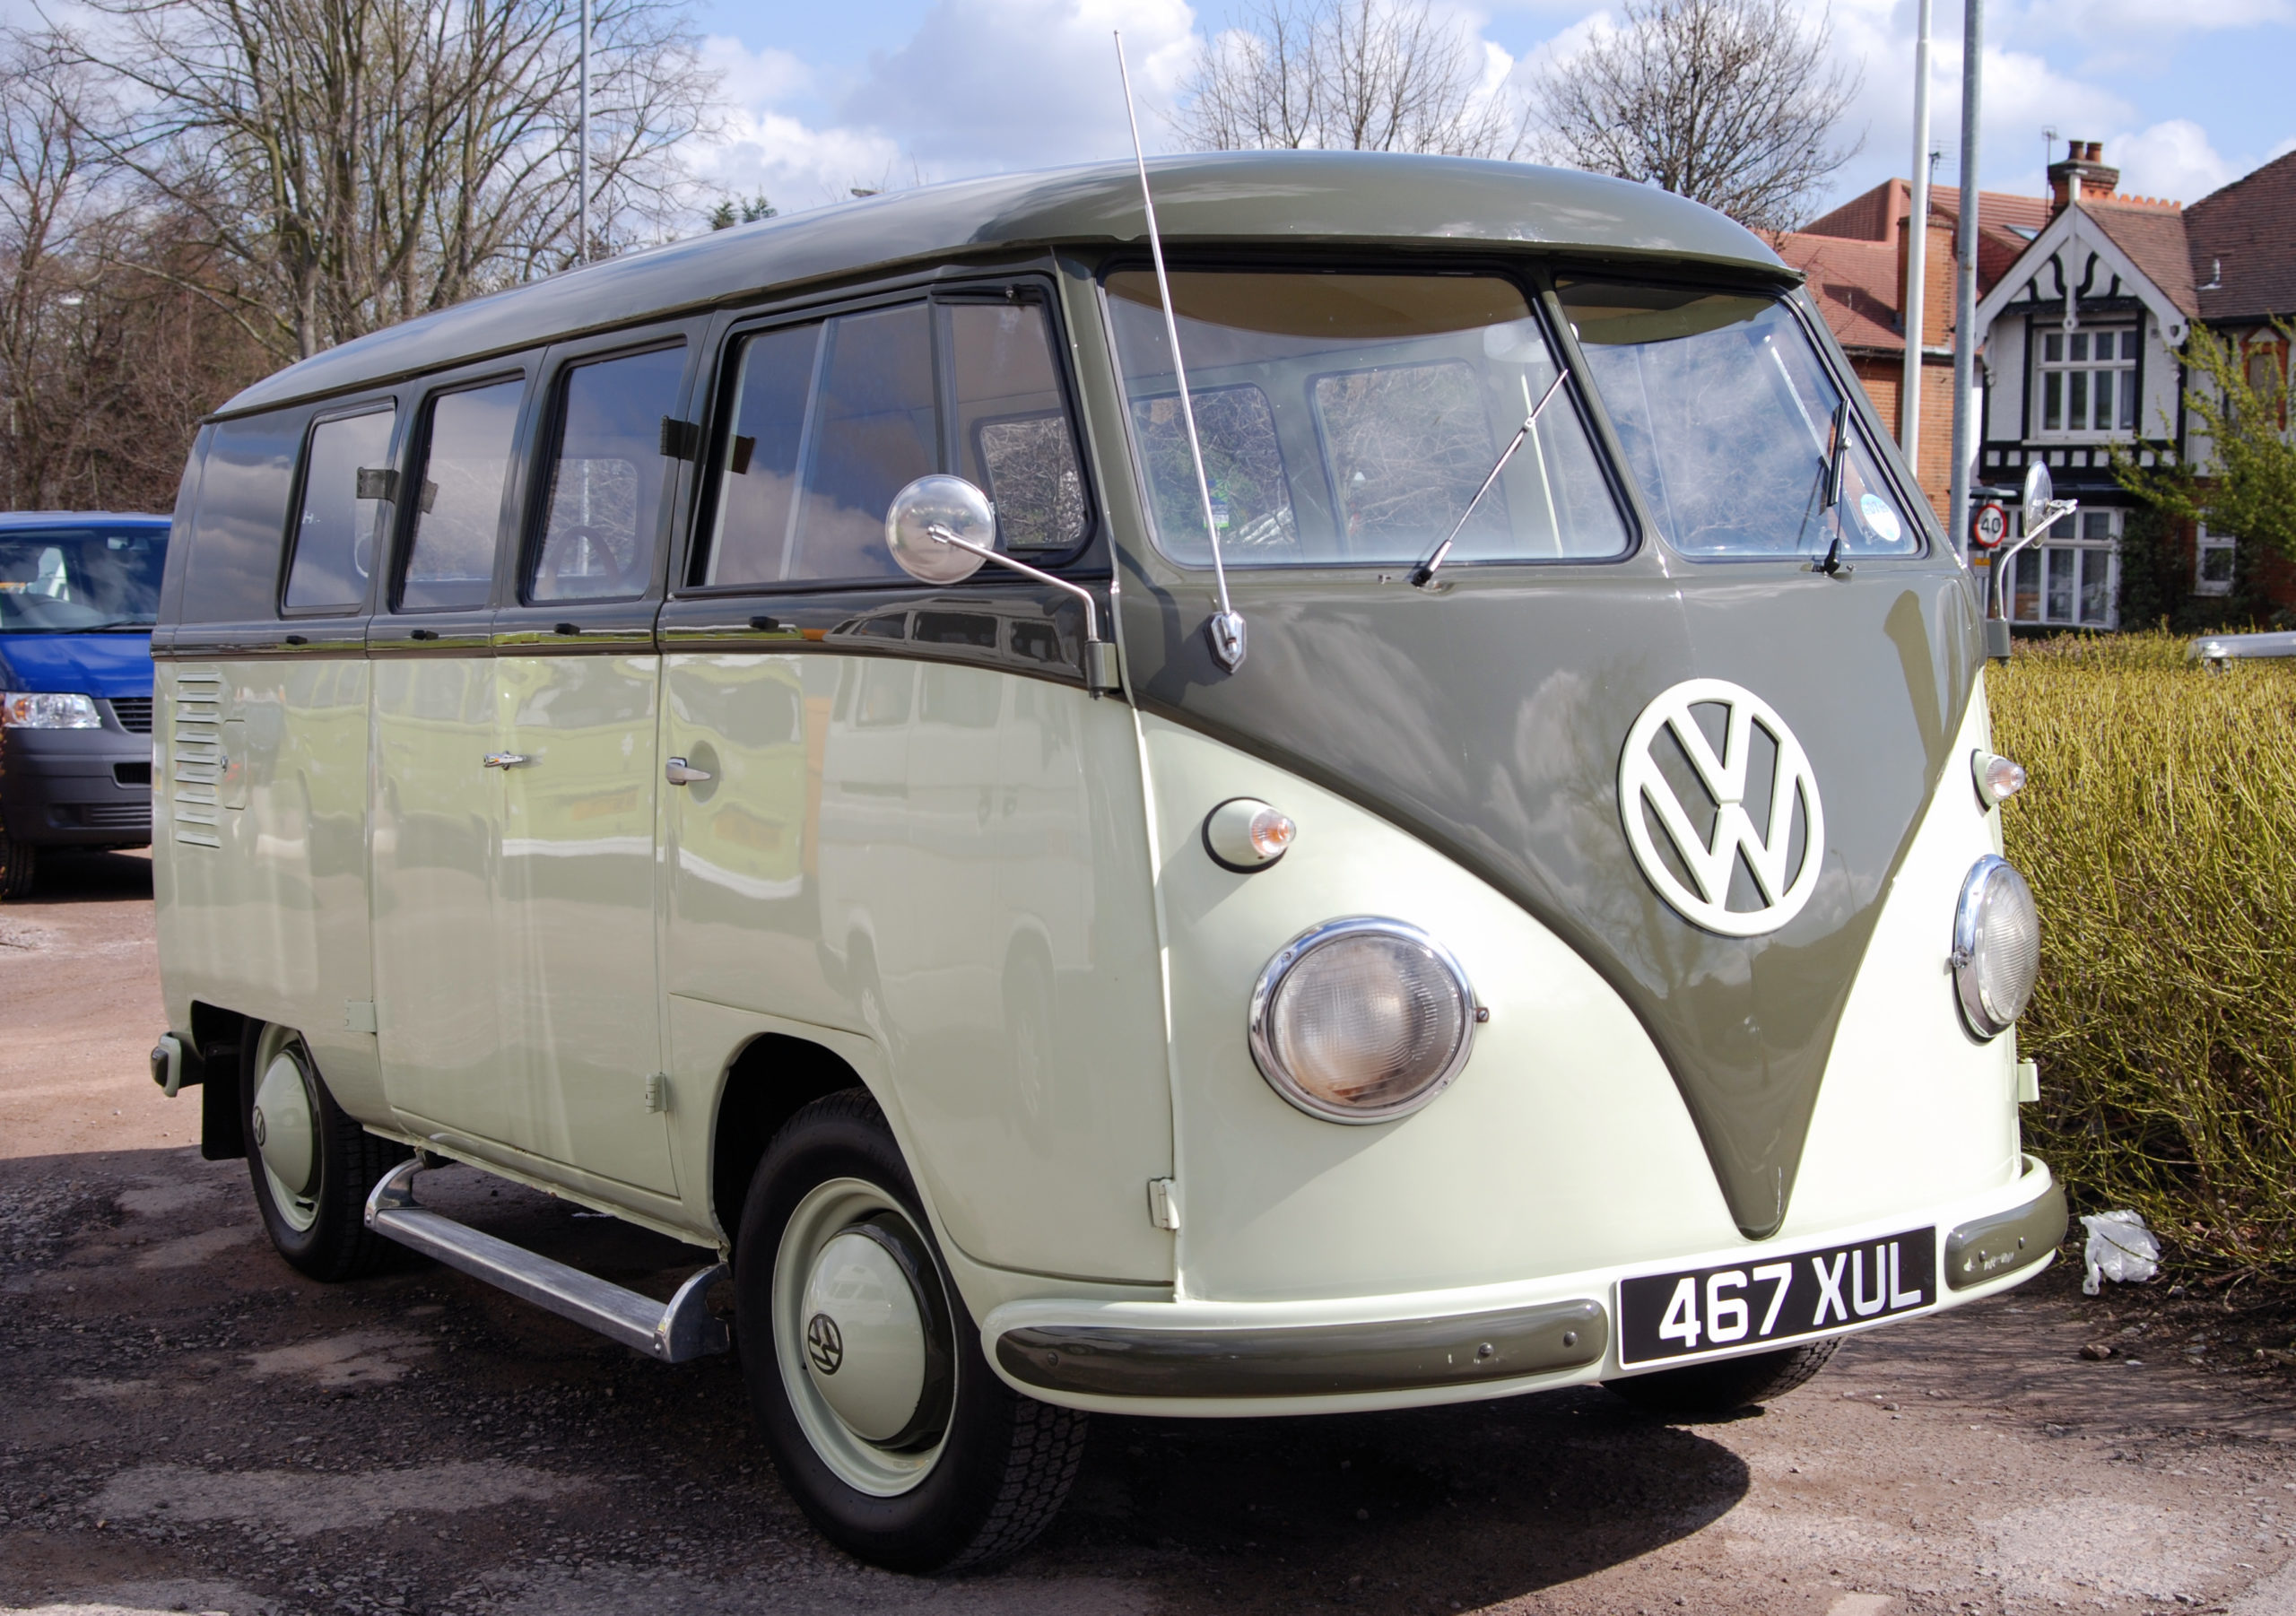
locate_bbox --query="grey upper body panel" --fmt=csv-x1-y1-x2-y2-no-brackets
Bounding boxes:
213,152,1789,421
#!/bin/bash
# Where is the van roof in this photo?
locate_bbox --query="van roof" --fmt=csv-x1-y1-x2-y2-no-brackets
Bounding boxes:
0,510,170,528
214,151,1788,421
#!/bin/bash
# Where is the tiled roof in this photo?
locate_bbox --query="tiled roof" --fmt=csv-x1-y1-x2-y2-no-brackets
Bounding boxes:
1774,233,1904,352
1803,178,2049,246
2081,201,2198,317
2187,149,2296,322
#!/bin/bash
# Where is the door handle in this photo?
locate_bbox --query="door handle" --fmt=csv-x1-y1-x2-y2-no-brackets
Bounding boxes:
482,752,530,769
665,757,712,786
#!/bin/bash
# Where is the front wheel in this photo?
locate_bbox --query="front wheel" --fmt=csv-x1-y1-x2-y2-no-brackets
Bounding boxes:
1604,1336,1839,1418
243,1022,411,1282
0,830,35,899
735,1089,1086,1572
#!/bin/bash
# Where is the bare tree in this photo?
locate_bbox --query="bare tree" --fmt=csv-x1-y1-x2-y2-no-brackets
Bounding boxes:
0,46,263,509
46,0,718,361
1531,0,1861,232
1174,0,1527,160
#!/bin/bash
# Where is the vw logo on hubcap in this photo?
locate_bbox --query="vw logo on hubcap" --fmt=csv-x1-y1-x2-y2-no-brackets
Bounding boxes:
805,1311,845,1376
1618,678,1823,937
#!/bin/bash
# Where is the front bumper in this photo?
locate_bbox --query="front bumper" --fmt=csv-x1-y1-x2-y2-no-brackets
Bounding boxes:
982,1155,2064,1417
0,719,152,847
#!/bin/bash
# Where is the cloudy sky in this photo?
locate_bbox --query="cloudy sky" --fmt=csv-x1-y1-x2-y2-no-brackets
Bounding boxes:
677,0,2295,223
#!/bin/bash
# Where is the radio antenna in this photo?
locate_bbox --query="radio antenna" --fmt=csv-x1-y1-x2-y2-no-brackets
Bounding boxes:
1115,30,1245,673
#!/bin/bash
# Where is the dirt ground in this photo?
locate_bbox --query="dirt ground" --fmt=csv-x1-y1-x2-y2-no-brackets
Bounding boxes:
5,850,2296,1616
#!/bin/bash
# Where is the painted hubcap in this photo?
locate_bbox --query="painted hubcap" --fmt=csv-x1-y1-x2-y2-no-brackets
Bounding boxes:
251,1036,322,1231
774,1181,955,1496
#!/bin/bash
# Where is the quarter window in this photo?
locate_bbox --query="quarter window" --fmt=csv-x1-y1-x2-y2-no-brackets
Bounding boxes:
401,378,524,612
530,344,686,602
285,406,395,613
2039,327,2137,435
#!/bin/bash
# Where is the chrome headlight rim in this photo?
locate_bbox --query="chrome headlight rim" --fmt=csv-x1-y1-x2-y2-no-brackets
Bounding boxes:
1952,854,2038,1039
1247,916,1480,1125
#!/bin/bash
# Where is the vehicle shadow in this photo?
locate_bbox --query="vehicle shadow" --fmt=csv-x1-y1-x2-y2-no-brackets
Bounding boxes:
1044,1383,1751,1611
10,846,152,905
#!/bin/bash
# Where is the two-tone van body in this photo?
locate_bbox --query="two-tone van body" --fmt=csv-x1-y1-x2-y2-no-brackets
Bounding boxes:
149,152,2065,1571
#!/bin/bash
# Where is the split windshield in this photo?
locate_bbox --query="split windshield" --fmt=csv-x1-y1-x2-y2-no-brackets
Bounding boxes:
0,526,167,633
1105,271,1630,569
1555,279,1920,560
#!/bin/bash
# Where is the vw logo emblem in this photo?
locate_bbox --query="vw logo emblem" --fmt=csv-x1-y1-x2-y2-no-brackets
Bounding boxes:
805,1312,845,1377
1618,678,1823,938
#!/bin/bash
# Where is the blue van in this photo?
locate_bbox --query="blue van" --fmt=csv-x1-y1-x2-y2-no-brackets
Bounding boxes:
0,512,171,897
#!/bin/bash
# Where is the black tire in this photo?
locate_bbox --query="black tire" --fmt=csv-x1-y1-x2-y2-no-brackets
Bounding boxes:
243,1023,412,1282
735,1088,1086,1573
0,830,36,900
1605,1336,1839,1418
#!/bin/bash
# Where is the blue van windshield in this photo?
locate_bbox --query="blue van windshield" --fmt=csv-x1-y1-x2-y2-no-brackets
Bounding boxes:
0,526,168,633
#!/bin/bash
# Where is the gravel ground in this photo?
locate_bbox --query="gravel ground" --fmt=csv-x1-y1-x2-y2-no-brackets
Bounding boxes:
4,849,2294,1616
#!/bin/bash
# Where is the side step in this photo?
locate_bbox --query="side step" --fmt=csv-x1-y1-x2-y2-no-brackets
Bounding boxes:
364,1160,729,1363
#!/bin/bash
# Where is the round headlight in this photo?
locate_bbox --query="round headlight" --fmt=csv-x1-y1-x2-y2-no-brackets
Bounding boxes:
1952,855,2039,1038
1248,918,1478,1124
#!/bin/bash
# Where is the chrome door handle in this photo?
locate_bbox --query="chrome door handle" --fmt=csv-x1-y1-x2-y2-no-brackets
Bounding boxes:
482,752,530,769
665,757,712,786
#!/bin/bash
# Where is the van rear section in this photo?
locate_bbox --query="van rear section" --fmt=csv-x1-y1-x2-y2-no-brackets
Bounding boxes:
145,152,2059,1574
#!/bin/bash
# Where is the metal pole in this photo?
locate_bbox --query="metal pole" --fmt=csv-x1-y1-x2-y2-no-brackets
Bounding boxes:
577,0,591,264
1946,0,1982,560
1900,0,1932,474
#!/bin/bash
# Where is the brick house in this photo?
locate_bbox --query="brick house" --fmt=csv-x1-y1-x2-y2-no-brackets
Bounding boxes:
1778,180,2042,521
1970,143,2296,630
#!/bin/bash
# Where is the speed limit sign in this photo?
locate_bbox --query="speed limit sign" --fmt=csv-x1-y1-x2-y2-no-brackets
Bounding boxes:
1972,503,2007,549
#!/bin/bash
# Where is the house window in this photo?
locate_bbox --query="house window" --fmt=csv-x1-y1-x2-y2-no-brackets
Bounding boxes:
2039,327,2137,436
2196,523,2235,596
2011,507,2121,629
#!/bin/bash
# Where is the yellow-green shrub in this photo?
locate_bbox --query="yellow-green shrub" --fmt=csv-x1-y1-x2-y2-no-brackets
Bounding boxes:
1992,630,2296,1272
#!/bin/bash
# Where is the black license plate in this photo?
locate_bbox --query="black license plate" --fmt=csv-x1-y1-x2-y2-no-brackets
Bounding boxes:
1616,1226,1937,1368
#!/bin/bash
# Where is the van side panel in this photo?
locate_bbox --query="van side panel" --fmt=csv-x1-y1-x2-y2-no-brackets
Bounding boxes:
663,650,1173,1284
157,407,387,1120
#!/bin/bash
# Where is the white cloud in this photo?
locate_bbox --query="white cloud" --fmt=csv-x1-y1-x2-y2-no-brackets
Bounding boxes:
2109,118,2234,202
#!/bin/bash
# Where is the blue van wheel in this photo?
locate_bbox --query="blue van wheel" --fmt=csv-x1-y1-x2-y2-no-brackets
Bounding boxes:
0,830,34,900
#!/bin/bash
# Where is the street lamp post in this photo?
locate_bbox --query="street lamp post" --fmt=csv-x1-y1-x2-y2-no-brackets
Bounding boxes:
577,0,591,264
1946,0,1984,558
1900,0,1932,475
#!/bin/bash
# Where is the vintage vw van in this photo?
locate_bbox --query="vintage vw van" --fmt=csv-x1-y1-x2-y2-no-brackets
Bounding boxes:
149,152,2064,1572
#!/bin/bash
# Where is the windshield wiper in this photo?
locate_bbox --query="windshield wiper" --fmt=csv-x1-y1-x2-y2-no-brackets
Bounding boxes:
1812,399,1852,578
1411,369,1570,590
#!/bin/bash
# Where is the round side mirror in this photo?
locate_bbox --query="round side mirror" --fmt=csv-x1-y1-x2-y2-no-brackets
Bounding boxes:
885,475,994,586
2021,461,2054,534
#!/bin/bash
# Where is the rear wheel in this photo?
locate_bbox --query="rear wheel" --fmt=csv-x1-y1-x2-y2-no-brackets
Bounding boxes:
0,830,35,899
735,1088,1086,1573
1605,1337,1839,1418
243,1022,410,1282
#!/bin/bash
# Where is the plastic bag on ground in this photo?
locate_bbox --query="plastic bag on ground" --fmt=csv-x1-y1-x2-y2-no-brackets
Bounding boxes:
2080,1209,2161,1296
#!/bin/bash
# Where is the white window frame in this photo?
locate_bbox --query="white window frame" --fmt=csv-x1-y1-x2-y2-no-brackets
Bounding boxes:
2009,506,2121,630
2196,522,2235,596
2035,324,2139,441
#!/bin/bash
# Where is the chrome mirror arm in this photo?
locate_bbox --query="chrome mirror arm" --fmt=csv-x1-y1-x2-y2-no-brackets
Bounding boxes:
924,523,1121,691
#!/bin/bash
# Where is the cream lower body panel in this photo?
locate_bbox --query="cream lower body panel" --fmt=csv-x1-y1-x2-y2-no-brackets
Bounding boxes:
980,1154,2058,1418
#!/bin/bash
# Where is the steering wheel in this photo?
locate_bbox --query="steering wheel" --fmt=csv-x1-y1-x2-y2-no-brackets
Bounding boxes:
538,526,630,597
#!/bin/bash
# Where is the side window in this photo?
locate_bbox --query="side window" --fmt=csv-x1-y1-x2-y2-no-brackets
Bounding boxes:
285,406,395,613
530,344,686,602
948,301,1086,550
701,322,820,586
180,412,304,623
792,303,935,581
399,378,524,612
696,291,1091,589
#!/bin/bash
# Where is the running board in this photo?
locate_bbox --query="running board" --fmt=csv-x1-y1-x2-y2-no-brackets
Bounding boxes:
364,1160,728,1363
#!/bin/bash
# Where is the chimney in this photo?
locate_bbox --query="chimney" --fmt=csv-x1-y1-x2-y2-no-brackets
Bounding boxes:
2048,139,2120,214
1894,203,1958,351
